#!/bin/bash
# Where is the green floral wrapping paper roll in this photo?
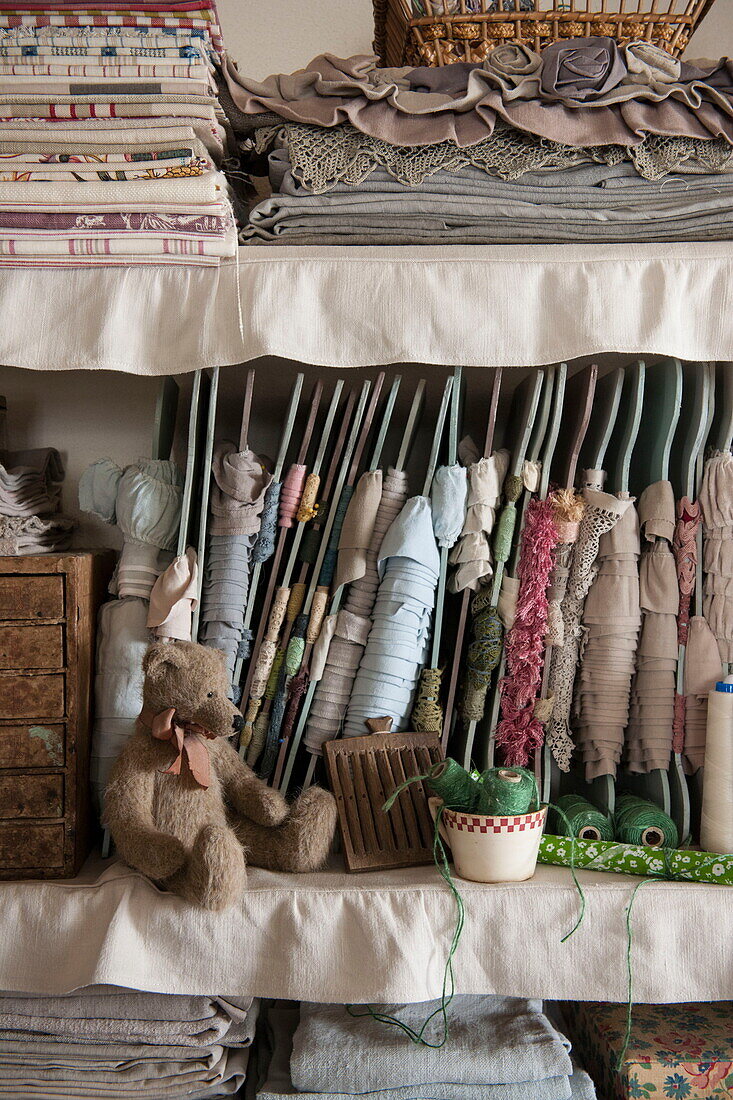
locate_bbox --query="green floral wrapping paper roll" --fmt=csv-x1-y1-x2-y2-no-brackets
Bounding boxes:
538,835,733,885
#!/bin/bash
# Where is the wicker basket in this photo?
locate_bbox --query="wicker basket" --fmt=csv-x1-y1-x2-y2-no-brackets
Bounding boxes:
373,0,717,69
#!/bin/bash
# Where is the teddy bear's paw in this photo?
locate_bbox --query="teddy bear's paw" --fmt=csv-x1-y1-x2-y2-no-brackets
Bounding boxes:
147,833,187,881
188,824,247,911
280,786,338,873
251,785,289,827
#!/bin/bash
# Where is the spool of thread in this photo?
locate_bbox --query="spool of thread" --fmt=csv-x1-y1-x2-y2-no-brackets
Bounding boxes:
426,759,482,813
476,767,537,816
614,795,679,850
701,677,733,854
553,794,614,842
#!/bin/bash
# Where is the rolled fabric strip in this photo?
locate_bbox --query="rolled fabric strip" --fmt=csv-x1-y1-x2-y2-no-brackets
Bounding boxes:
431,463,467,550
538,835,733,885
334,469,382,591
279,463,307,528
252,479,282,563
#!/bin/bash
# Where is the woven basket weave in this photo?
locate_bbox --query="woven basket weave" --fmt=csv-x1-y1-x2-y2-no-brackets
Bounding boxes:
373,0,717,69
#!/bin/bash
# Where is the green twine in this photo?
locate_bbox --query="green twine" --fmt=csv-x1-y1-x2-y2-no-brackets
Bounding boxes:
476,767,538,816
347,801,464,1048
427,759,482,812
552,794,614,842
363,767,585,1046
614,796,678,850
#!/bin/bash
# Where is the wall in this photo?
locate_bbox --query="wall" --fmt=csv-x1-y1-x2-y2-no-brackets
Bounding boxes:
216,0,733,77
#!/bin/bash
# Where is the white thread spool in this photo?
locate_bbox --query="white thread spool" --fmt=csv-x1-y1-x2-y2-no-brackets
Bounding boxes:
701,676,733,854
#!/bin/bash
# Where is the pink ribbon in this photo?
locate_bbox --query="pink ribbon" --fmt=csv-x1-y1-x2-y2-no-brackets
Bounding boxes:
139,706,215,789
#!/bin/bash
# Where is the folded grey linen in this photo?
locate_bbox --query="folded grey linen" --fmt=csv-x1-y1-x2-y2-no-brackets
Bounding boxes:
0,1047,250,1099
569,1065,597,1100
0,1039,222,1069
291,997,572,1092
259,1006,572,1100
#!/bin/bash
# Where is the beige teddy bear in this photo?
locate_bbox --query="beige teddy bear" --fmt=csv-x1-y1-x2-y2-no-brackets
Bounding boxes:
104,641,337,910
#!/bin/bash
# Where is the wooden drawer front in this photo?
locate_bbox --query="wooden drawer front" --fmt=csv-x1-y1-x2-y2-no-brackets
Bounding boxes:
0,822,64,868
0,575,64,621
0,673,64,719
0,625,63,670
0,774,63,819
0,724,64,768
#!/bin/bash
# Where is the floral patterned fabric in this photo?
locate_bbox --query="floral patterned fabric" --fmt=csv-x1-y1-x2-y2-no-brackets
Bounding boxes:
563,1001,733,1099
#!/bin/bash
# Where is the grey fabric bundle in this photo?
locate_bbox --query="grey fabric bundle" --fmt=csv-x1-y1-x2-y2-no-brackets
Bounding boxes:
0,988,257,1099
246,153,733,245
257,1001,595,1100
291,997,573,1092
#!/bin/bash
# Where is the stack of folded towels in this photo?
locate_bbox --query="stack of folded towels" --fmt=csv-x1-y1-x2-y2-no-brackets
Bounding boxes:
0,985,256,1097
224,42,733,245
252,996,597,1100
0,446,73,554
0,0,238,266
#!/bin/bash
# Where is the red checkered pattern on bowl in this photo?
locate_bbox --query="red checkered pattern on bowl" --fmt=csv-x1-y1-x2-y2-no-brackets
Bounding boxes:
444,807,546,834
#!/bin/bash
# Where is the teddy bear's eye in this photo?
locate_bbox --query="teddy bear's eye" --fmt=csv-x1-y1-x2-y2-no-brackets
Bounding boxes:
207,692,214,698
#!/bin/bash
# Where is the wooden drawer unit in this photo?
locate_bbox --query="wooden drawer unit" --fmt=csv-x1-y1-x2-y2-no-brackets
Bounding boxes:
0,724,65,768
0,624,64,669
0,553,113,879
0,575,64,621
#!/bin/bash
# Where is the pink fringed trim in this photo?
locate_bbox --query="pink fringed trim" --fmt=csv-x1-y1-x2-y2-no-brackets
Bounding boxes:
496,496,560,767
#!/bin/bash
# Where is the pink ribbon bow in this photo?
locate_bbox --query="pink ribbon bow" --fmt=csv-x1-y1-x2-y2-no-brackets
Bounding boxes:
140,706,215,789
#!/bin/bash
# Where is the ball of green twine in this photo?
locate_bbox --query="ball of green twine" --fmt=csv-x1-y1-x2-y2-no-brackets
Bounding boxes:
614,795,679,850
427,759,482,813
552,794,614,842
476,766,538,816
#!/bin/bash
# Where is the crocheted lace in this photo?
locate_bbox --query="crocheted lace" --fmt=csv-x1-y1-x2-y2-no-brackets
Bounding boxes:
546,502,623,772
253,123,733,194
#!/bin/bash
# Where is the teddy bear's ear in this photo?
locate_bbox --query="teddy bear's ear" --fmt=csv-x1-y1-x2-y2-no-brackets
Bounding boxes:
143,643,186,677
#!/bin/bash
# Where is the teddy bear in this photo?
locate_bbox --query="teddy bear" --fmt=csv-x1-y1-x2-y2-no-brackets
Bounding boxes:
103,641,338,910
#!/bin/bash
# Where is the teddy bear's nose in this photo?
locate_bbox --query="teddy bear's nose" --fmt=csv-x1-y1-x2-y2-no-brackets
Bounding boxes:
232,714,244,733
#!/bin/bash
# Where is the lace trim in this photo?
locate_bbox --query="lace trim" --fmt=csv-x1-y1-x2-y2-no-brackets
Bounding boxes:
546,505,623,772
252,122,733,194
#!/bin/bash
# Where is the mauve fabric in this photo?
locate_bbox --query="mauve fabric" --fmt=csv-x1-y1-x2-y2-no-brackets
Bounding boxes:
225,52,733,151
334,469,382,591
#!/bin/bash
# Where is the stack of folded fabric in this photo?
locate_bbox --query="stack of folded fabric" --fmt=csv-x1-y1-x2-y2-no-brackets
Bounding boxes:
0,986,256,1098
0,446,74,554
253,997,597,1100
225,43,733,246
0,0,238,266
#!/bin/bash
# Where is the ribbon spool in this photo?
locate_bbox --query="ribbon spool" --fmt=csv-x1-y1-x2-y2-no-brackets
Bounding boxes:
552,794,614,842
614,795,679,849
476,767,537,816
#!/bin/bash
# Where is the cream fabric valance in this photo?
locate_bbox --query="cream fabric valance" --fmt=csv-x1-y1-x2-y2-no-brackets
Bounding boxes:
2,242,733,375
0,856,730,1002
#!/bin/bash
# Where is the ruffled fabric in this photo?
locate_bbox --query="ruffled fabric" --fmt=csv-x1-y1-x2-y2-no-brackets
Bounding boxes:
0,513,74,555
700,450,733,665
78,457,123,524
208,441,272,537
574,499,641,781
226,50,733,152
448,449,509,593
625,482,678,775
431,463,467,549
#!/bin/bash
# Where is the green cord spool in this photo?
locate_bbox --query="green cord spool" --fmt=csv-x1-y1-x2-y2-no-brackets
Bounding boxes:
614,795,679,850
476,766,538,816
553,794,614,842
426,758,482,813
